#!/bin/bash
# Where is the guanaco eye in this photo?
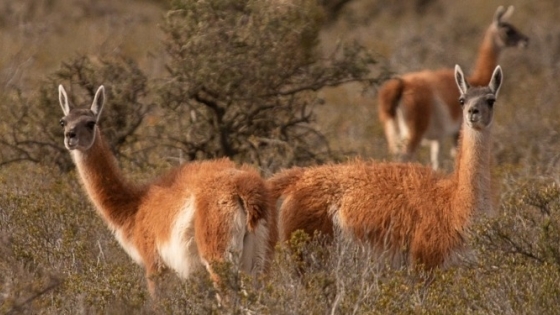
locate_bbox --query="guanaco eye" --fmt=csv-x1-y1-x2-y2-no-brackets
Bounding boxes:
458,97,465,106
86,121,96,130
59,120,65,127
487,99,495,107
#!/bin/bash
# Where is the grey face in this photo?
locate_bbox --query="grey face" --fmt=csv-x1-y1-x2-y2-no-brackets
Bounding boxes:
60,109,98,151
454,64,502,131
58,85,105,152
492,5,529,49
497,22,529,48
459,88,496,130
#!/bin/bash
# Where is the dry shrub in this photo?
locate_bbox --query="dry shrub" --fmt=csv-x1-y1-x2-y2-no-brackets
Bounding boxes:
0,166,148,313
2,165,560,314
0,55,153,172
2,1,560,314
477,176,560,267
159,0,383,173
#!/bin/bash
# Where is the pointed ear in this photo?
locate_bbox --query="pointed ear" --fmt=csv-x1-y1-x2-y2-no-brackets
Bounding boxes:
494,5,514,24
501,6,514,21
91,85,105,121
58,85,70,115
489,66,503,97
454,65,469,95
493,6,505,24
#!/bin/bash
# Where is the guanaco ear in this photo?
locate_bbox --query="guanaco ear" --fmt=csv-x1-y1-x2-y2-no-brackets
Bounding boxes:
91,85,105,121
488,66,503,97
494,5,514,24
501,6,514,21
454,65,469,95
58,85,70,115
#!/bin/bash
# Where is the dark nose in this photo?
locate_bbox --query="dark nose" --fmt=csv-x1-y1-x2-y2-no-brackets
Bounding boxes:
65,130,76,139
469,108,480,115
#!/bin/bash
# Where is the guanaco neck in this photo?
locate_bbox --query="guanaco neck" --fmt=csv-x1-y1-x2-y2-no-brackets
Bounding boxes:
451,126,493,229
468,27,499,86
71,128,144,230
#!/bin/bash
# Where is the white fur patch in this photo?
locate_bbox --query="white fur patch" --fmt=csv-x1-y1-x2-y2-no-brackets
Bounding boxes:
424,94,461,140
227,204,247,265
395,107,410,148
384,118,400,155
114,228,144,266
422,94,462,169
277,197,288,242
239,220,269,275
157,196,203,279
329,204,343,228
429,140,441,170
226,203,270,275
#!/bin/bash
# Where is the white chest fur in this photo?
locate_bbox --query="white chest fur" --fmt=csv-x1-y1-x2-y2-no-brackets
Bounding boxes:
157,197,203,279
114,228,144,266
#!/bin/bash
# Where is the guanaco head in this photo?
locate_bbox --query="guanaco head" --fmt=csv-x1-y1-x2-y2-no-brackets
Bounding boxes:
492,5,529,49
58,85,105,151
455,65,502,130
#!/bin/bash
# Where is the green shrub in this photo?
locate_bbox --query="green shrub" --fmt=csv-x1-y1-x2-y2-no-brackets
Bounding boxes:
477,177,560,267
0,55,153,172
159,0,382,173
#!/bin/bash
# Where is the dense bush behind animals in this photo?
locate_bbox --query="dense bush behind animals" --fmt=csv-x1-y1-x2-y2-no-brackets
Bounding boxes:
0,0,384,174
158,0,382,173
1,0,560,313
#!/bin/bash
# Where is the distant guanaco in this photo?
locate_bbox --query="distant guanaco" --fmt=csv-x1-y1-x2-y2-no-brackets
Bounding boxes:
58,85,277,297
269,64,503,270
378,6,526,170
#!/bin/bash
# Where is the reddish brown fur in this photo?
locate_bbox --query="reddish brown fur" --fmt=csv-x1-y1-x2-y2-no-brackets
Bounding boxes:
76,129,277,294
59,86,277,298
378,6,527,169
270,65,502,270
377,78,404,123
271,161,462,268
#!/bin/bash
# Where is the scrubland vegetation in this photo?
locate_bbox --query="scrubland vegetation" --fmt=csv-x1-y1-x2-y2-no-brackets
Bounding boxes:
1,0,560,313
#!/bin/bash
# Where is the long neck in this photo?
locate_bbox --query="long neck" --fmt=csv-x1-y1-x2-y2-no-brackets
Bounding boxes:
469,27,499,86
71,129,143,229
451,127,493,228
